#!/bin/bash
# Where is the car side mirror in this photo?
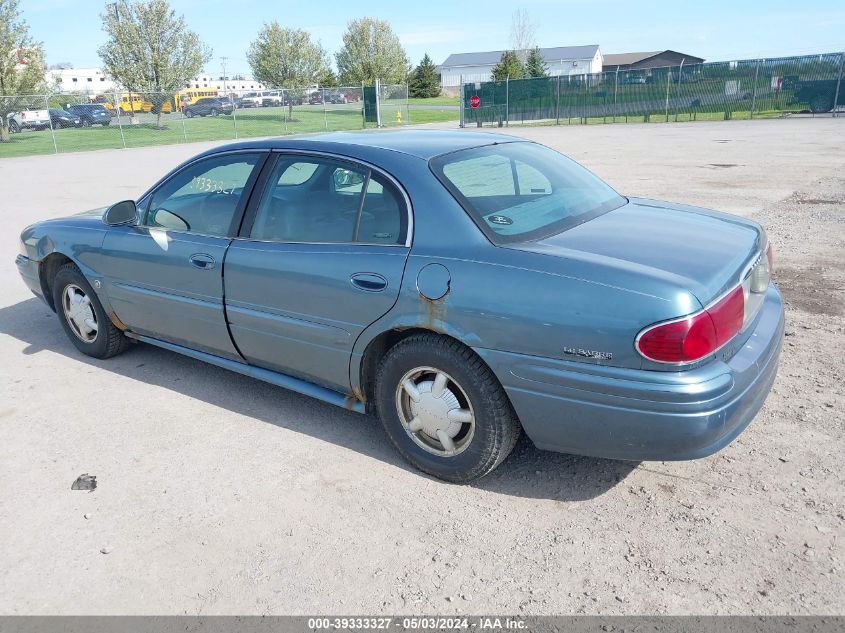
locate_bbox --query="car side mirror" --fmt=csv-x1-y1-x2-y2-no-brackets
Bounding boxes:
103,200,138,226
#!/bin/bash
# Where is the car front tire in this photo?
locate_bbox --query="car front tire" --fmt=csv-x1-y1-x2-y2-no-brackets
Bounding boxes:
374,333,521,482
52,263,130,360
185,110,194,118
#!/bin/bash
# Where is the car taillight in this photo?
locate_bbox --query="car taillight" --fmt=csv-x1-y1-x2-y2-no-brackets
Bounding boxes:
637,286,745,363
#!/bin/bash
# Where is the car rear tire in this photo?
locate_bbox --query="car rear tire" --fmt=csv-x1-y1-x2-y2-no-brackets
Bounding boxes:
9,120,20,133
52,263,130,360
82,119,91,128
210,108,218,116
374,333,521,483
101,121,110,127
185,110,194,118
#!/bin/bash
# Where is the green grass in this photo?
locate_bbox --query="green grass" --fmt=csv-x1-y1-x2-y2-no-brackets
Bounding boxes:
0,103,463,158
408,96,460,106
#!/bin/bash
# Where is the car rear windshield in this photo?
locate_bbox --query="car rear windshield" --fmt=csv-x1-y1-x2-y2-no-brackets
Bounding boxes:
430,142,626,244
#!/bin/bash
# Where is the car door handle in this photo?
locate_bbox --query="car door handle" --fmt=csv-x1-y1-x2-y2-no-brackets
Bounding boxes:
350,273,387,292
189,253,215,270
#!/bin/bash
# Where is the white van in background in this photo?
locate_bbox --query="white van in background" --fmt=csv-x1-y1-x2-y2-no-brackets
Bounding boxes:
8,109,50,132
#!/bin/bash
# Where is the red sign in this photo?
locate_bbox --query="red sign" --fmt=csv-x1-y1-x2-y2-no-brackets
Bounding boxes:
469,95,480,108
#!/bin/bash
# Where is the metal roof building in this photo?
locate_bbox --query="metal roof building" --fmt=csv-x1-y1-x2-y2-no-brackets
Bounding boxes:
438,45,602,87
602,50,705,71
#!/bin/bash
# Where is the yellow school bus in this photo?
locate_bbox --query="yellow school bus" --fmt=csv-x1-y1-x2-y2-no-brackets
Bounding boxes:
100,88,220,114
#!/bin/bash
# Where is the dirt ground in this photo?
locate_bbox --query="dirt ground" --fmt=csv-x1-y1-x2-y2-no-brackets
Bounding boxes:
0,118,842,615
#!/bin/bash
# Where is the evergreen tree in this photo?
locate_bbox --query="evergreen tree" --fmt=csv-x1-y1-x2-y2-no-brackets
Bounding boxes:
410,54,441,98
491,50,524,81
525,47,548,78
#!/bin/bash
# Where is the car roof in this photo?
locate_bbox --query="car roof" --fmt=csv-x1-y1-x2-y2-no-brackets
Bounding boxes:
201,130,524,161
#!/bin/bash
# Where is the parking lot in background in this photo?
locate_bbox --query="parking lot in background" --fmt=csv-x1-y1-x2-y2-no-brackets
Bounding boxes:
0,118,842,614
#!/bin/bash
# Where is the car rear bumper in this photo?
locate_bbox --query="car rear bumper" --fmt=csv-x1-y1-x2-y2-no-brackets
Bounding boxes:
475,284,785,461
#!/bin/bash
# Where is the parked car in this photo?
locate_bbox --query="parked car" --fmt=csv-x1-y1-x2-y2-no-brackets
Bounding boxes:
65,104,112,127
92,95,120,117
261,91,284,107
308,91,324,105
182,97,233,118
240,92,263,108
8,109,50,132
49,108,82,128
15,131,784,483
325,90,349,104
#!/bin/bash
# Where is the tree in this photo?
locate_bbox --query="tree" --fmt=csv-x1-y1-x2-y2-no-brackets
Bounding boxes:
335,18,409,85
409,54,441,98
492,50,524,81
317,67,338,88
509,9,536,65
525,47,548,78
247,22,329,116
98,0,211,128
0,0,48,142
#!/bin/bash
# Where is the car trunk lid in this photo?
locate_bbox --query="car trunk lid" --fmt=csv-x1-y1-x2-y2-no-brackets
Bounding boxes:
506,197,763,306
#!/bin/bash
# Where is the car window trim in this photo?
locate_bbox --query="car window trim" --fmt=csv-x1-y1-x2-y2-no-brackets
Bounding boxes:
140,149,269,238
235,149,413,248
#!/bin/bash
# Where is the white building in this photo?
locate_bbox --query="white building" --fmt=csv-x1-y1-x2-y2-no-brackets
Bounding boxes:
46,67,117,94
438,45,603,88
44,67,265,96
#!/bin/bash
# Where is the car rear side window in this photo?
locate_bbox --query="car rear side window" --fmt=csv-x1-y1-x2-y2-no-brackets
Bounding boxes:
249,156,407,245
430,142,625,244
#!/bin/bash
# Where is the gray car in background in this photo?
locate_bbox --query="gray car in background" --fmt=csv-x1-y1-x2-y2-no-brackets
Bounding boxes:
16,131,784,482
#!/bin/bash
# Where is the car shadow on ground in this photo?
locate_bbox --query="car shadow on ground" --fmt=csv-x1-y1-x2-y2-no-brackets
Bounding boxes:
0,297,637,501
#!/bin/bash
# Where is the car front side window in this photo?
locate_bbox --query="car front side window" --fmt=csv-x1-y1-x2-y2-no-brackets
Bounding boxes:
146,153,262,236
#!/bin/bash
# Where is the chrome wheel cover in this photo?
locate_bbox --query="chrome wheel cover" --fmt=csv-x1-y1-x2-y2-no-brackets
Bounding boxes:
61,284,98,343
395,366,476,457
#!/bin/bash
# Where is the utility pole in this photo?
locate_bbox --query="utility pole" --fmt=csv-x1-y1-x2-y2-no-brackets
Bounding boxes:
220,56,228,97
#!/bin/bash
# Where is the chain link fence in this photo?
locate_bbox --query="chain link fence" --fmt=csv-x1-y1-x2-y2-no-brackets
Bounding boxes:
1,83,401,158
461,52,845,127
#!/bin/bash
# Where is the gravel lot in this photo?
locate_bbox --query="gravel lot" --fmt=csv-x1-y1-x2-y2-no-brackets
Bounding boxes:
0,118,843,615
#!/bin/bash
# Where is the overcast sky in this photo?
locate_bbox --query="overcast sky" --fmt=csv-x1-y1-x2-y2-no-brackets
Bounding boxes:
21,0,845,76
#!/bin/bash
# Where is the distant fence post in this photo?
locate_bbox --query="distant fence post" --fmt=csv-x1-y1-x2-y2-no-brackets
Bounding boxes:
556,73,561,125
664,67,671,121
833,52,844,118
322,87,328,131
361,82,366,129
750,58,761,119
231,93,238,139
505,76,509,127
43,95,58,154
459,76,465,128
180,102,188,142
375,78,382,128
613,67,619,123
113,92,126,149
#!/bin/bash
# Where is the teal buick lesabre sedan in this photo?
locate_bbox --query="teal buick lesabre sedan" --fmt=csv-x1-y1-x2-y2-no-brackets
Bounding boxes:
16,131,784,482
